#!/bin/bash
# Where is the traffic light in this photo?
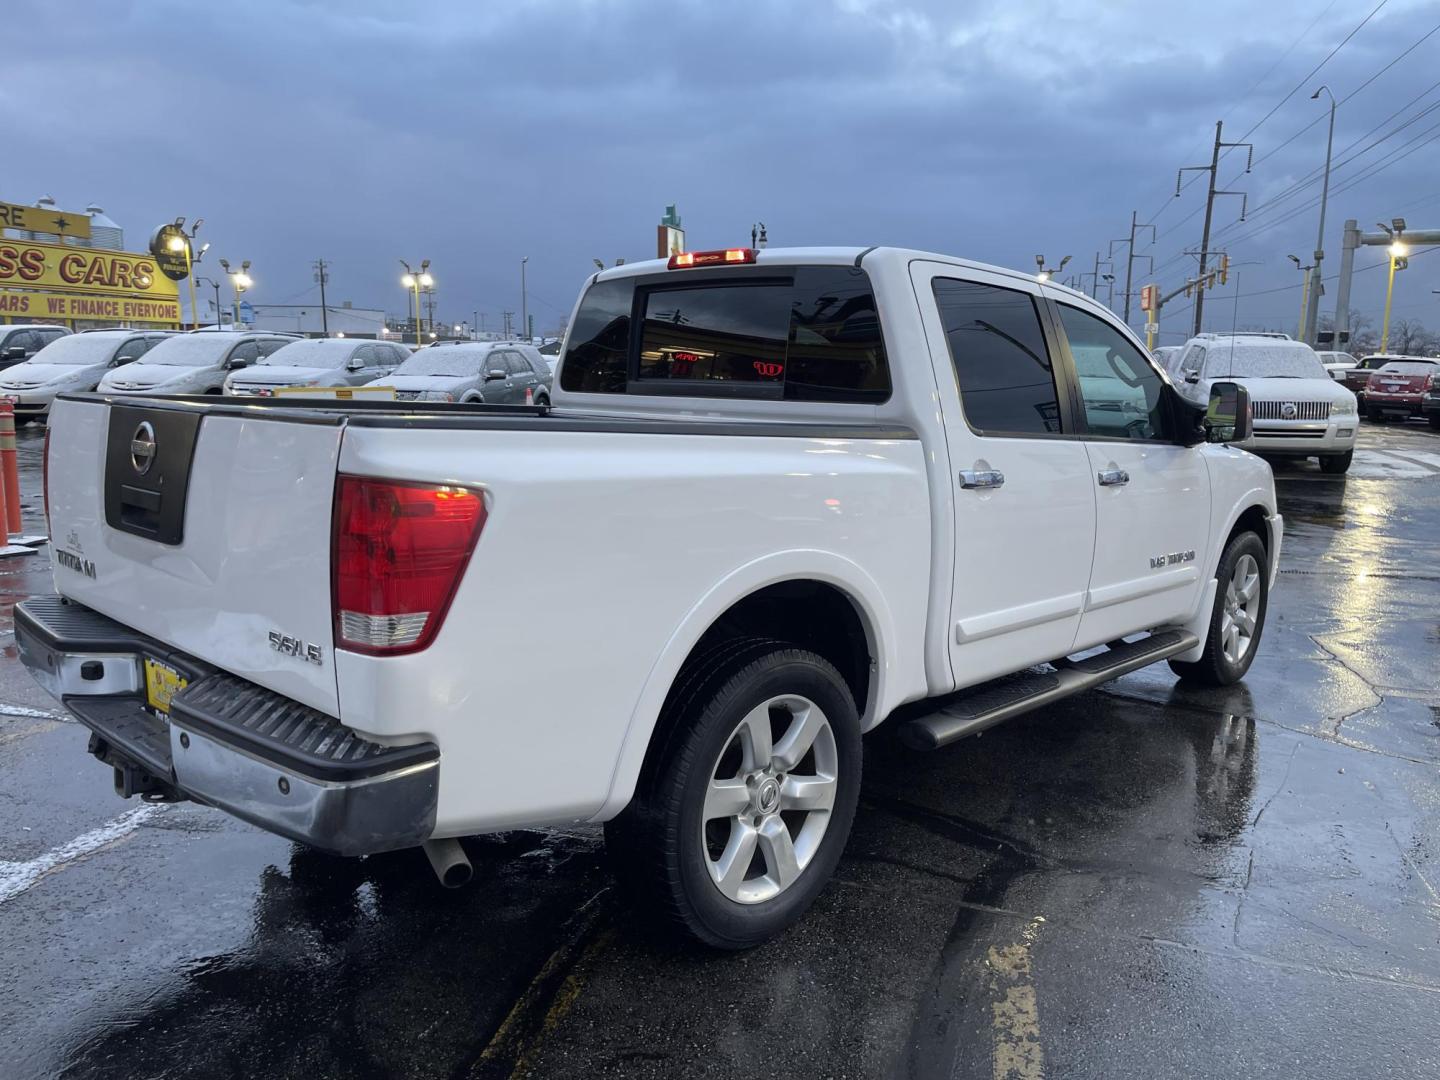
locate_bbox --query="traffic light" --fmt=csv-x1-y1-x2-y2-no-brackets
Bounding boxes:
1219,254,1230,285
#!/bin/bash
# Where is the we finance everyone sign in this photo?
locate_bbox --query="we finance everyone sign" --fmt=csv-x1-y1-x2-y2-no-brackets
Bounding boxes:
0,290,179,324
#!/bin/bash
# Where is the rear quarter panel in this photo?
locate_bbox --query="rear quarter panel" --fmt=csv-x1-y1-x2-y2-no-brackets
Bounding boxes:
334,424,931,834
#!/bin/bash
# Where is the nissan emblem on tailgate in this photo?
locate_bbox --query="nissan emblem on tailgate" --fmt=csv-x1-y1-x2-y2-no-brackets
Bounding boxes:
130,421,156,475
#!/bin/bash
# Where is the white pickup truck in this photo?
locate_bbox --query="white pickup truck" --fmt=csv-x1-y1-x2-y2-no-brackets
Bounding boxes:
20,246,1280,948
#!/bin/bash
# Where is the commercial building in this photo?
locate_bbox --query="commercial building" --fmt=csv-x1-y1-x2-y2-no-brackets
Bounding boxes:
237,302,385,338
1,198,179,330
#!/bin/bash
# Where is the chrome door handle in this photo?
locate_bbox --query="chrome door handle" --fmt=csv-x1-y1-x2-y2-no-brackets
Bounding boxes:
1097,468,1130,487
959,469,1005,490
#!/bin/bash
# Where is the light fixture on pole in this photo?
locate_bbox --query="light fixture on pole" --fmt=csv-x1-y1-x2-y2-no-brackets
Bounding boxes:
1376,220,1408,354
399,259,433,347
1287,254,1314,339
1034,254,1071,283
195,276,222,328
218,258,252,327
1302,86,1337,346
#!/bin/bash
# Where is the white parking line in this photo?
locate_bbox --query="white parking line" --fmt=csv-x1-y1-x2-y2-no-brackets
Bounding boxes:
0,804,163,904
1345,450,1438,479
0,703,63,719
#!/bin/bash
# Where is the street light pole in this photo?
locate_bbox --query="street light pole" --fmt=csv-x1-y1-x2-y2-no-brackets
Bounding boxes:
219,258,252,326
1381,242,1406,354
1303,86,1337,346
399,259,433,347
521,256,529,343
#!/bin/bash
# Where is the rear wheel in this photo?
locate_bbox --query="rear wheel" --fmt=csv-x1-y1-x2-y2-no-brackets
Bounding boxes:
1366,405,1385,422
1170,531,1268,686
1428,415,1440,431
606,643,861,949
1319,450,1353,475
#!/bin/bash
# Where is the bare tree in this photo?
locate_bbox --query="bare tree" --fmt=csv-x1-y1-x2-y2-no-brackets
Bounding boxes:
1387,318,1438,357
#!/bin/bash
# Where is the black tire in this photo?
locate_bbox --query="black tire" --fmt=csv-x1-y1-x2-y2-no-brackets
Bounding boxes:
605,642,861,949
1366,405,1385,422
534,393,549,409
1319,450,1353,474
1428,415,1440,431
1169,531,1269,686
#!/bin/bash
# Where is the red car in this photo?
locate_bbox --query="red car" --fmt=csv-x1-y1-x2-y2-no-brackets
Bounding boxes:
1364,359,1440,421
1344,353,1429,407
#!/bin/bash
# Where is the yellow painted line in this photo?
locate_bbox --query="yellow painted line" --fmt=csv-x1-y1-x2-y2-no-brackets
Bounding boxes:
470,894,613,1079
987,915,1046,1080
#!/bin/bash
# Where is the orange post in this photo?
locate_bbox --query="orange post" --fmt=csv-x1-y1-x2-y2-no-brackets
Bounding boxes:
0,403,18,535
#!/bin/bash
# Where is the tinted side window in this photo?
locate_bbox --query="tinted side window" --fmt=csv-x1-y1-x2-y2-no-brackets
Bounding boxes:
504,352,529,376
118,338,150,361
785,266,889,402
637,283,789,388
933,278,1061,435
559,279,633,393
1058,304,1169,441
228,342,260,365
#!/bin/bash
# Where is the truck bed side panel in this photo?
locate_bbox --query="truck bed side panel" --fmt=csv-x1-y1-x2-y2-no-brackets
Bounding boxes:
333,425,932,834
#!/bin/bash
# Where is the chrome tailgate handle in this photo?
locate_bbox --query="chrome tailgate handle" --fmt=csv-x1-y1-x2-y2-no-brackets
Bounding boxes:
1097,468,1130,487
959,469,1005,490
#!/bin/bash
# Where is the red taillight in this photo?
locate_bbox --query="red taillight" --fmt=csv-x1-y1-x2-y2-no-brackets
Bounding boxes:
42,426,51,533
667,248,757,270
332,476,486,656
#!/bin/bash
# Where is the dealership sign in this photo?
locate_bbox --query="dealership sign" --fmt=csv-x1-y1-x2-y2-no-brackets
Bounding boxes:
0,289,180,324
0,239,179,299
0,199,91,240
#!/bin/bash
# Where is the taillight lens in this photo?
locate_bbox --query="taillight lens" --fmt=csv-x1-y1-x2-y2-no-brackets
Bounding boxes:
332,476,486,655
42,425,51,534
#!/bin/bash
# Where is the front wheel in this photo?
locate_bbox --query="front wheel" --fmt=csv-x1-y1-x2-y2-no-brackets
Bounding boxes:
1169,531,1268,686
605,643,861,949
1319,450,1353,475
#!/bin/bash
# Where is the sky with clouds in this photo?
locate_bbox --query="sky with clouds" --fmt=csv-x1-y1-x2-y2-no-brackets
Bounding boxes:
7,0,1439,341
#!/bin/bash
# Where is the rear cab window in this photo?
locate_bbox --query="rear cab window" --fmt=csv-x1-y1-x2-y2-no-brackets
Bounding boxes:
560,264,890,403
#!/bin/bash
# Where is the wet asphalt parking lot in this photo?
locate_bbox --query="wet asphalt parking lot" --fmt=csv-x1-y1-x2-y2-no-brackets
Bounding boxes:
2,421,1439,1080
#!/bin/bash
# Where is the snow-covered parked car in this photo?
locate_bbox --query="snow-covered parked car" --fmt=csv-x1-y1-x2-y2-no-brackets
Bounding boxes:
368,341,552,405
225,337,408,396
100,331,296,396
1172,333,1359,474
0,329,173,423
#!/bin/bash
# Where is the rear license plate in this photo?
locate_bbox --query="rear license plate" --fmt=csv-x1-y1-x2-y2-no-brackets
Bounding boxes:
144,658,187,714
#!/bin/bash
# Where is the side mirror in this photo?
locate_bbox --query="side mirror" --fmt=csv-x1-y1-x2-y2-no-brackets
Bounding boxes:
1205,381,1251,444
1184,370,1200,384
485,368,507,382
112,356,134,367
1,346,26,361
346,357,365,371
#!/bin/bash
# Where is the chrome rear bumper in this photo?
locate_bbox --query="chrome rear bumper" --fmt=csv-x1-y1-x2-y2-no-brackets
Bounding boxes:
16,595,438,856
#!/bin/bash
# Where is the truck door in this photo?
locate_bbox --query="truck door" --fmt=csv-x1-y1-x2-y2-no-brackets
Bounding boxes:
1043,293,1212,648
910,262,1097,689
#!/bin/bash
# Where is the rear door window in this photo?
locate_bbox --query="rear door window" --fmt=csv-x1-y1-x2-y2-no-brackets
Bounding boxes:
932,278,1062,435
560,266,890,402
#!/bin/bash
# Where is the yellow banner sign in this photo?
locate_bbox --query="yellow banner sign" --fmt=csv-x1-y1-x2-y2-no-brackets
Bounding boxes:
0,289,180,325
0,239,178,299
0,200,91,240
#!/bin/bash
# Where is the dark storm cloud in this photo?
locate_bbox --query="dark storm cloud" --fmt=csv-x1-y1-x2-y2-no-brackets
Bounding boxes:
6,0,1437,336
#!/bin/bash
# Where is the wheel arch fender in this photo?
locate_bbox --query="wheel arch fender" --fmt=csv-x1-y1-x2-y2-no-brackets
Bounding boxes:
1174,485,1280,664
591,550,898,822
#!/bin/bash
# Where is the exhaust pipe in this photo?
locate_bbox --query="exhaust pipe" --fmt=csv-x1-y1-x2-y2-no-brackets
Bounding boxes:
422,838,473,888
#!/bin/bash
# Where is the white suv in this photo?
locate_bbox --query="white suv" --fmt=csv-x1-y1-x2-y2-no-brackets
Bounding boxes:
1173,334,1358,474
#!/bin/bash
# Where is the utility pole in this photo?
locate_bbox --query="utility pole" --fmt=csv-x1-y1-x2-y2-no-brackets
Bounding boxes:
1176,121,1251,336
503,311,514,338
1110,211,1155,326
424,289,437,337
312,258,329,336
1303,86,1337,346
521,256,529,344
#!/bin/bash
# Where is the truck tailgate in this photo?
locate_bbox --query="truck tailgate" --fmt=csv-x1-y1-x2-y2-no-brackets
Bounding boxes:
46,397,344,715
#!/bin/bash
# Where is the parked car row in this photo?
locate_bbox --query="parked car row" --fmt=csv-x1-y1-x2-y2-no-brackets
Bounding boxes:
0,328,553,420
